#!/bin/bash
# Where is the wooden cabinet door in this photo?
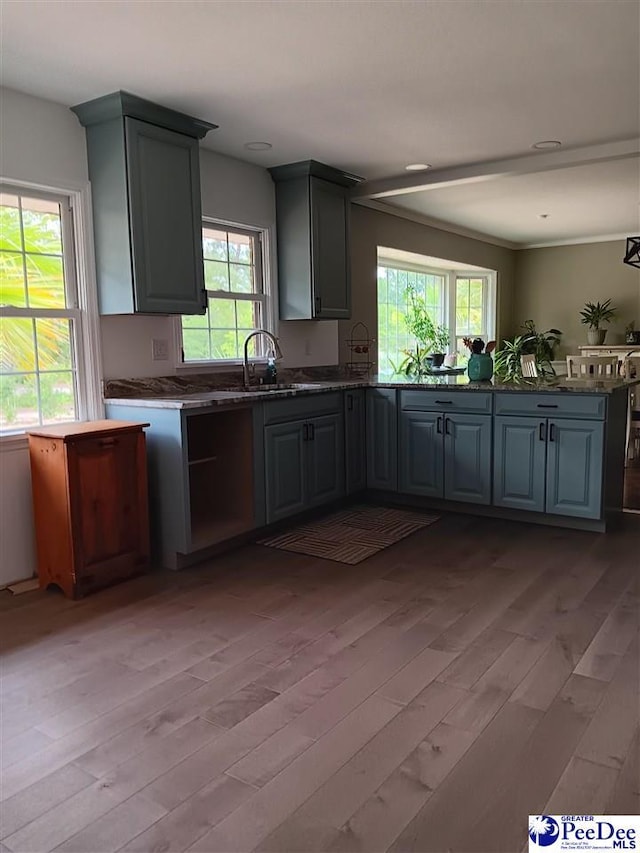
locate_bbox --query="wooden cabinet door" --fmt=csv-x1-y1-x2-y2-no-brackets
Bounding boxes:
310,177,350,319
67,430,148,583
444,414,492,505
264,421,307,523
125,117,206,315
546,418,604,519
345,390,366,493
399,410,444,498
493,416,546,512
366,389,398,491
307,413,345,508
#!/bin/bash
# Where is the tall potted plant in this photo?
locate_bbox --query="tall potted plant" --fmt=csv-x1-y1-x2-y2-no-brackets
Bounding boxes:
580,300,617,345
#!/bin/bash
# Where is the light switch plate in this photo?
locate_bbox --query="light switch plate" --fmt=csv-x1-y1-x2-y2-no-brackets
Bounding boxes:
152,338,169,361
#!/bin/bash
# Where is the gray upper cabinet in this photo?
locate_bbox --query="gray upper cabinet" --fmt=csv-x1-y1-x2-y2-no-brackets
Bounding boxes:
269,160,362,320
72,91,216,315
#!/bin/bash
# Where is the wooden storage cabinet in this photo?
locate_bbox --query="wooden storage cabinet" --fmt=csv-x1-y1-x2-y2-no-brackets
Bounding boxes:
72,91,216,315
27,421,150,599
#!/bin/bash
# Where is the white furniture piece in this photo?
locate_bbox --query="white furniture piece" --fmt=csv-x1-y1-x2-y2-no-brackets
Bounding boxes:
624,356,640,461
520,354,538,377
566,355,618,378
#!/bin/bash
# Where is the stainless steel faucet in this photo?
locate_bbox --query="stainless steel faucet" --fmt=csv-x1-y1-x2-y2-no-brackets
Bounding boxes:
243,330,283,388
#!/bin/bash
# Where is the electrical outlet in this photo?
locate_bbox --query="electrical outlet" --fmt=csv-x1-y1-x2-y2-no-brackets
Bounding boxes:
152,338,169,361
304,338,312,356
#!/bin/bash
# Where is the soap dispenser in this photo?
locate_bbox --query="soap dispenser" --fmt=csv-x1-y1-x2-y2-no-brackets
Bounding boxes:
265,353,277,385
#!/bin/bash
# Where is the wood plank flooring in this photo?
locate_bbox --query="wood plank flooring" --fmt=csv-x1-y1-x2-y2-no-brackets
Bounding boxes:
1,512,638,853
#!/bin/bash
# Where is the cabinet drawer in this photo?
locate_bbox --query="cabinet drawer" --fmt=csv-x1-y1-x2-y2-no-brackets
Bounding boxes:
263,392,342,425
494,393,606,420
400,390,492,415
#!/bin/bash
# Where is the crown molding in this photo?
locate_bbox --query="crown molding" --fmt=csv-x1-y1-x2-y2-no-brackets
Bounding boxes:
522,233,635,249
353,198,518,250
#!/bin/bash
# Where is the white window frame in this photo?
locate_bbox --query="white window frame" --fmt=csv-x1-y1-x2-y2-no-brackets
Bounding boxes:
0,179,102,446
446,271,497,347
376,256,496,374
175,218,275,369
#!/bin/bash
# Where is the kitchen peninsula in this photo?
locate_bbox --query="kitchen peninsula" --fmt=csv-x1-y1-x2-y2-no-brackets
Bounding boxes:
106,372,638,568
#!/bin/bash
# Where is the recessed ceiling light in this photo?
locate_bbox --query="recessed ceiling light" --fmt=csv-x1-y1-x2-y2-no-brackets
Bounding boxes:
244,142,272,151
532,140,562,150
405,163,432,171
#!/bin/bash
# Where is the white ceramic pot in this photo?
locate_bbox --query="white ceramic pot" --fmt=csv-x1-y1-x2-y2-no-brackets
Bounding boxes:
587,329,607,345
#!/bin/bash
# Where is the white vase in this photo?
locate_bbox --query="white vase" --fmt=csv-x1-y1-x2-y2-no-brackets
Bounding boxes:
587,329,607,345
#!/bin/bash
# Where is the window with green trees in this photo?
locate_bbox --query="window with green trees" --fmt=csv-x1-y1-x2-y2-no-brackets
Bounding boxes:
376,252,495,376
1,190,82,432
180,223,270,362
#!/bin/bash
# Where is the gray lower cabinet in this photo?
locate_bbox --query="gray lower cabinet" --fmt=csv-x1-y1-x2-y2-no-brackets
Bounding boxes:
72,91,215,315
494,415,604,519
443,414,492,504
345,389,366,493
546,418,604,519
366,389,398,491
493,416,547,512
399,411,442,497
264,421,307,523
265,412,345,523
399,410,491,504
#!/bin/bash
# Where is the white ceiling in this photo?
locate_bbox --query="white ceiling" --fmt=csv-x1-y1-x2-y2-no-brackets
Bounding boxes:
2,0,639,246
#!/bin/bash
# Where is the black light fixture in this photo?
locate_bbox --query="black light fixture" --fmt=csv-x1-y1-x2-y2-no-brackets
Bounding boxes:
624,236,640,268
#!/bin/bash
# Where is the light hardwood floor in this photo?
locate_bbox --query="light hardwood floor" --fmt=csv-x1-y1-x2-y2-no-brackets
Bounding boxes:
1,512,638,853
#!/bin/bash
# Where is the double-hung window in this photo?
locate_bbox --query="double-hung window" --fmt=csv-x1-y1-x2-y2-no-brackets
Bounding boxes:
180,222,272,363
0,187,91,433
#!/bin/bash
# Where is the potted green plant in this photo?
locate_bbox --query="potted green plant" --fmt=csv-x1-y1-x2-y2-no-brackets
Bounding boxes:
494,321,562,380
580,299,617,345
429,324,451,368
401,285,451,373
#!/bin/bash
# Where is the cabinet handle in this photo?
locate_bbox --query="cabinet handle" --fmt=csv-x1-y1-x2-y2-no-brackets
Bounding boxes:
539,422,546,442
536,403,558,408
436,416,443,434
445,417,451,435
309,422,315,441
549,423,556,442
98,438,118,447
303,423,309,441
435,400,453,405
347,394,353,411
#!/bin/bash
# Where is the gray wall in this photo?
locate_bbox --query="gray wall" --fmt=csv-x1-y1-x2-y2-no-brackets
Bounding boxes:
341,203,517,367
514,241,640,355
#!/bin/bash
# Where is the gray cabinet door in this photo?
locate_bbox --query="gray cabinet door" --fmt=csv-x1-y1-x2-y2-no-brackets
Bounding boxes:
399,411,443,498
264,422,307,524
443,414,492,505
345,390,366,493
310,178,350,319
307,414,345,508
493,416,546,512
366,389,398,491
125,118,206,315
546,418,604,519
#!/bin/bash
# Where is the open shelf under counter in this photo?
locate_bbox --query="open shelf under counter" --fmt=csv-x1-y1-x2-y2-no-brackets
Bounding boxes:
186,408,255,550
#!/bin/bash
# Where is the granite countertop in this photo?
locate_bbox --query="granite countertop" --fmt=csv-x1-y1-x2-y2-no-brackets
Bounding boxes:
104,372,640,410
